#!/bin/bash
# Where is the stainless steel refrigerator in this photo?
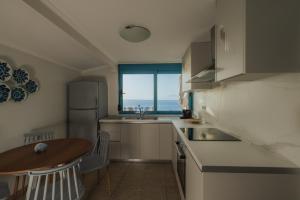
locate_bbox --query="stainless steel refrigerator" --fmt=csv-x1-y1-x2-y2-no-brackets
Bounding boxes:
67,78,108,145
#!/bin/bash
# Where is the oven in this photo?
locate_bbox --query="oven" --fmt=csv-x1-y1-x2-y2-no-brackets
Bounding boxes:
175,138,186,196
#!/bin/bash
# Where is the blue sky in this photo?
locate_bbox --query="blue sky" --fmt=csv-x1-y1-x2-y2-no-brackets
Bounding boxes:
123,74,180,100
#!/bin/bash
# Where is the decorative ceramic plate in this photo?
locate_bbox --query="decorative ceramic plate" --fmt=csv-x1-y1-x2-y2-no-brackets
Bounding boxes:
12,68,29,85
25,80,39,94
11,87,27,102
0,60,12,82
0,83,11,103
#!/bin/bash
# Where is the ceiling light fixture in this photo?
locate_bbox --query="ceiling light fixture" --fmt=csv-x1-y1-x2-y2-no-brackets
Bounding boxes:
119,25,151,43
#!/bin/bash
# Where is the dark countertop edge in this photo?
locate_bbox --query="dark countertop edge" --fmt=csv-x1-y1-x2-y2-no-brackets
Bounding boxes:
201,166,300,174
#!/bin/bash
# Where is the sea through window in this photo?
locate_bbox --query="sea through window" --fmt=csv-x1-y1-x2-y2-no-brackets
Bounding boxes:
119,64,182,114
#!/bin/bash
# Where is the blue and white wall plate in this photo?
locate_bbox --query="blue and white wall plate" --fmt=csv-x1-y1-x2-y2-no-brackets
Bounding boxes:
25,80,39,94
0,60,12,82
0,83,11,103
12,68,29,85
11,87,27,102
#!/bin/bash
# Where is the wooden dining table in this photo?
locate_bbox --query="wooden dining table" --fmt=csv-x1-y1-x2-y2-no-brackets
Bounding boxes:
0,138,92,198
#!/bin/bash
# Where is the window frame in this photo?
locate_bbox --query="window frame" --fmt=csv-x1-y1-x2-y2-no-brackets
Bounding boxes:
118,63,182,115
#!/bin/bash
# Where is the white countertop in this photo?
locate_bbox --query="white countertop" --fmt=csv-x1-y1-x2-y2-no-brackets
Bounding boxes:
100,116,299,173
172,119,299,173
99,116,176,124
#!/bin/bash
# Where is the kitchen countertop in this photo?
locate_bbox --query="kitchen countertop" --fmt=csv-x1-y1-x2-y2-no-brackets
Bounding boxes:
99,116,299,174
99,115,177,124
172,119,300,174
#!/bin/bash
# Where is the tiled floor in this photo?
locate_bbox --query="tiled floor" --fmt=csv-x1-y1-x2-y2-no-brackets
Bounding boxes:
85,162,181,200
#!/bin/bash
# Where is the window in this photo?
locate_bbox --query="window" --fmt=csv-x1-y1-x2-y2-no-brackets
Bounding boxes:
119,64,182,114
122,74,154,111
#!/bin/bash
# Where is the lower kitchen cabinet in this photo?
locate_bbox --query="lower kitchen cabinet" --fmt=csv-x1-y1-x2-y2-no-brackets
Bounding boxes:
185,149,203,200
159,124,173,160
121,124,140,159
100,123,121,142
109,142,121,159
100,122,173,160
140,124,160,159
172,126,178,172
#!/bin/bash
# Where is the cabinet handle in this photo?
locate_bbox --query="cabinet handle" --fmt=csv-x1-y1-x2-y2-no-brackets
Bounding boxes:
219,26,229,52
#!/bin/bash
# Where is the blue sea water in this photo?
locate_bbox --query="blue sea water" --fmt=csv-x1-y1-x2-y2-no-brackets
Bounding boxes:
123,99,181,111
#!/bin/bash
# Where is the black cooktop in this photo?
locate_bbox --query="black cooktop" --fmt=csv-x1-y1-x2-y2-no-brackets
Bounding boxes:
180,128,241,141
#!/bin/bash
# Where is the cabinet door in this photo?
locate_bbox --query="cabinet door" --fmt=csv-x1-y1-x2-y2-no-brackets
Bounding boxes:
186,149,203,200
182,48,192,91
140,124,159,160
100,123,121,142
172,127,178,172
109,142,121,159
159,124,172,160
121,124,140,159
216,0,245,81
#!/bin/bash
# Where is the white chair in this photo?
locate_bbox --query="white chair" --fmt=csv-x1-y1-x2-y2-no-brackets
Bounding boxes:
26,159,84,200
24,131,55,145
80,131,111,194
0,182,9,200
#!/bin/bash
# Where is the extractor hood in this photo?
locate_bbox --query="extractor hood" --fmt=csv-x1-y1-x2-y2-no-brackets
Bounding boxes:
187,65,215,83
186,26,216,84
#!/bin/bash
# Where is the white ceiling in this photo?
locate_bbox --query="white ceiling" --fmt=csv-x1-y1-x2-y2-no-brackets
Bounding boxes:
0,0,108,71
0,0,215,71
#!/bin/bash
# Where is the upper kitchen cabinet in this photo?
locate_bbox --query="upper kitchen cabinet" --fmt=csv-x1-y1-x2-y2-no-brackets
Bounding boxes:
216,0,300,81
181,42,213,92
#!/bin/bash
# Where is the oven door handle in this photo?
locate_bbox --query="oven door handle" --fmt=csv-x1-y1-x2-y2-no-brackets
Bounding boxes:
175,142,186,159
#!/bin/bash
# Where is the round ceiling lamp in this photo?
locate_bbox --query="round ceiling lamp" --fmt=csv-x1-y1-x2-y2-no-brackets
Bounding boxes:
120,25,151,43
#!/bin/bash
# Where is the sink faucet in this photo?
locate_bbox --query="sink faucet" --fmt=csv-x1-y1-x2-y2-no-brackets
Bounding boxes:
136,105,146,119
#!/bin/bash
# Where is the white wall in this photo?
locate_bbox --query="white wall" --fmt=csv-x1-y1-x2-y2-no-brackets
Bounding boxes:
81,67,119,115
193,74,300,166
0,44,80,153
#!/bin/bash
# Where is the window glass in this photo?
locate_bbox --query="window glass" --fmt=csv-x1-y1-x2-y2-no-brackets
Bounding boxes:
157,74,181,111
122,74,154,111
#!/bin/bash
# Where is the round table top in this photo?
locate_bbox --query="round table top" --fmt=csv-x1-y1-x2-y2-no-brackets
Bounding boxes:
0,138,92,175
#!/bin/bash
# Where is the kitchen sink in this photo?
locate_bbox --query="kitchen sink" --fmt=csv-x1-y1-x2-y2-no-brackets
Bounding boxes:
123,116,158,120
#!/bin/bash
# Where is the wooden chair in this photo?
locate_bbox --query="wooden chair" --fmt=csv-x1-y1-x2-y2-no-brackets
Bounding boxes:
26,158,84,200
24,131,55,145
0,182,9,200
80,131,111,195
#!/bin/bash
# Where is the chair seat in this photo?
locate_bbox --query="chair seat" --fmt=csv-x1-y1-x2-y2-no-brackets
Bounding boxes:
0,182,9,200
80,154,109,174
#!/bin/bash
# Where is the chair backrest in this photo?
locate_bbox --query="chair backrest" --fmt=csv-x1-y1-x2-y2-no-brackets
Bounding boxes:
24,131,55,145
26,159,83,200
92,131,110,164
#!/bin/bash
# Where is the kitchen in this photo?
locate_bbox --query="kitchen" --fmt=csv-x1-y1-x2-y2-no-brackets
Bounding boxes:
0,0,299,200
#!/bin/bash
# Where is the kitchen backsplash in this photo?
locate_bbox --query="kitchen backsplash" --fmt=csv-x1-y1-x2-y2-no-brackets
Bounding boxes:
193,74,300,166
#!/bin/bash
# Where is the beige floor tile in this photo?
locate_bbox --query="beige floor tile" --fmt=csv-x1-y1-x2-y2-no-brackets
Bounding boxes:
86,162,180,200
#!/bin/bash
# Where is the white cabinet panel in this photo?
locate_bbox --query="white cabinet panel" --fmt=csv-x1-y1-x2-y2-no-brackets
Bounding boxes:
216,0,245,81
186,149,203,200
216,0,300,81
109,142,121,159
172,127,178,172
140,124,159,160
121,124,140,159
100,123,121,142
159,124,172,160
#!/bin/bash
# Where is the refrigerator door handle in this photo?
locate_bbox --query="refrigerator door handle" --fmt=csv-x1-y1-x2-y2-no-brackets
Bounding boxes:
95,111,98,119
95,97,98,107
